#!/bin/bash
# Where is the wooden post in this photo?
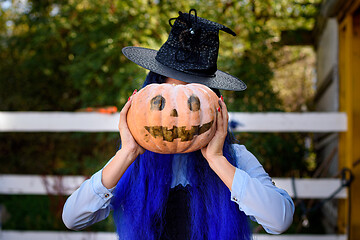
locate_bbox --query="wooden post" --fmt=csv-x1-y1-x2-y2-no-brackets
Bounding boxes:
338,3,360,239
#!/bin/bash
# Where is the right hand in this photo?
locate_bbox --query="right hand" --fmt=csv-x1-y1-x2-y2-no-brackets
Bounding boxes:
101,92,145,189
118,91,145,158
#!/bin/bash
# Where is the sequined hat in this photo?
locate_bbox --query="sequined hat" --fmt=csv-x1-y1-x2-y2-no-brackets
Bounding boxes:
122,9,246,91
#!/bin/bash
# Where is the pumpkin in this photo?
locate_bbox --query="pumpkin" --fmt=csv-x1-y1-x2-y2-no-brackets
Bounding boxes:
127,83,220,153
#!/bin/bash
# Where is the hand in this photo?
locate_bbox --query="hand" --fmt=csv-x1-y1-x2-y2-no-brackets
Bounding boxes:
201,97,228,163
201,97,236,190
118,90,145,158
102,91,145,189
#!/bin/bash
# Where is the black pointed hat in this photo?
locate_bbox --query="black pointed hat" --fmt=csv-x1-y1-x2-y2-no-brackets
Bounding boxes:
122,9,246,91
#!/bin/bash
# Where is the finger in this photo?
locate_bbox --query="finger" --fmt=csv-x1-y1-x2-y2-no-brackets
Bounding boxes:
216,100,224,134
214,103,224,138
119,90,137,130
119,100,132,130
217,99,228,132
220,100,229,132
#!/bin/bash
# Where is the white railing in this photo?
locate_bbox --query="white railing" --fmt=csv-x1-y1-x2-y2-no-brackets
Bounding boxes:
0,111,349,240
0,112,347,132
0,230,348,240
0,174,347,199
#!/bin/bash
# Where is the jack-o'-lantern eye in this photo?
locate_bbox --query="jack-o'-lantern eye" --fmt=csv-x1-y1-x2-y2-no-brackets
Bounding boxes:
187,95,200,111
150,95,166,111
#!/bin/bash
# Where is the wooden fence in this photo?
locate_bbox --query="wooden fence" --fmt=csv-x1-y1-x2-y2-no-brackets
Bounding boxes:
0,111,349,240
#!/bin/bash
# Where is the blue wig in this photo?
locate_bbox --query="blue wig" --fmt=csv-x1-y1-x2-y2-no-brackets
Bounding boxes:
112,72,252,239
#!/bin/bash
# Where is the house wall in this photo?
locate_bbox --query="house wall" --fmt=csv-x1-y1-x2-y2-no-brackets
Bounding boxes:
315,18,339,179
316,18,339,112
316,2,360,237
315,18,340,234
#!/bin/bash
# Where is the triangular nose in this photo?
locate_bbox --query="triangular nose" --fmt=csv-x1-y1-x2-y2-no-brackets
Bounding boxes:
170,109,178,117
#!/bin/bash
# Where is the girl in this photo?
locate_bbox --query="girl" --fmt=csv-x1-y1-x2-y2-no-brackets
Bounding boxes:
62,9,294,240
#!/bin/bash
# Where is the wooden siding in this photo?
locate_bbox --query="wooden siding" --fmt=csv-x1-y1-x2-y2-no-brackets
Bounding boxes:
338,1,360,239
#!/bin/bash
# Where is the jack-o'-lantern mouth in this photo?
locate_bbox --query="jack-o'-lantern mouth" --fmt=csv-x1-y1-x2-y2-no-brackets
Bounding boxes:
144,120,214,142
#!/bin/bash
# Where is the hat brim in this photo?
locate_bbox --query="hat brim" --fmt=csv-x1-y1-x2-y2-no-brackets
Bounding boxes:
122,46,246,91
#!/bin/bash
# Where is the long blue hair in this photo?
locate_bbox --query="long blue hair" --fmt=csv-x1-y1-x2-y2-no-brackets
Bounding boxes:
112,72,252,239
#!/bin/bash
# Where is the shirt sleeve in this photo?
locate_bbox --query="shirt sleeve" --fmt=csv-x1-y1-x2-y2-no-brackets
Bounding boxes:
62,159,115,230
230,144,295,234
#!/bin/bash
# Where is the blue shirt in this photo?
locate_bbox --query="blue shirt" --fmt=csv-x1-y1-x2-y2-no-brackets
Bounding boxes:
62,144,294,234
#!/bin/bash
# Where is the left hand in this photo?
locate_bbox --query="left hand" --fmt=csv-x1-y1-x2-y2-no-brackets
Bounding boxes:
201,97,228,163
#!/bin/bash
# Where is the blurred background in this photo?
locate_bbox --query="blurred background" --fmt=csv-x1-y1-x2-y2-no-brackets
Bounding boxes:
1,0,359,239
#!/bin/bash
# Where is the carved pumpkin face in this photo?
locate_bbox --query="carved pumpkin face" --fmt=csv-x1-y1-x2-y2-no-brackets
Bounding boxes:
127,83,220,153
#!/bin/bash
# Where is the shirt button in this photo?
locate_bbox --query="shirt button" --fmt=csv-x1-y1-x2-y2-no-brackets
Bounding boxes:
232,197,238,202
104,193,109,198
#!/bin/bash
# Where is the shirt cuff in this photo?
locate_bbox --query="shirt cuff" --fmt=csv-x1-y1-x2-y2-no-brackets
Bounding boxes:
230,168,249,206
91,169,114,201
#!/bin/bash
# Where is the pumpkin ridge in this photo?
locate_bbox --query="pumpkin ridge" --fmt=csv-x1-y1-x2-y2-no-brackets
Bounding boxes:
173,84,180,152
189,85,199,152
160,85,170,152
185,86,198,151
179,85,191,152
179,84,202,153
150,84,166,153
